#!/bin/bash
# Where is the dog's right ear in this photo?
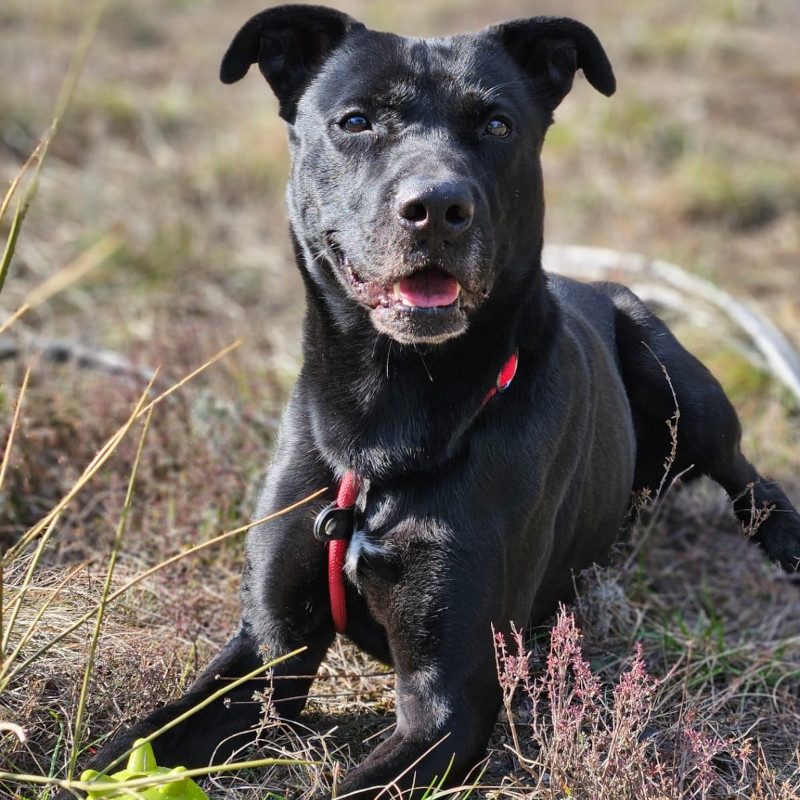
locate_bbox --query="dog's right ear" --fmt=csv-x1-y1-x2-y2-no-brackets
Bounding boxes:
488,17,615,112
220,5,362,122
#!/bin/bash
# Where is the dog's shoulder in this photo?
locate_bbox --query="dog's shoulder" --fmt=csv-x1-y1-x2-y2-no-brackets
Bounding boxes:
544,272,622,344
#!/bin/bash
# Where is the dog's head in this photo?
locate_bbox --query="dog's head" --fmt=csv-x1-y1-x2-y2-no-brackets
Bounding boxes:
221,5,614,346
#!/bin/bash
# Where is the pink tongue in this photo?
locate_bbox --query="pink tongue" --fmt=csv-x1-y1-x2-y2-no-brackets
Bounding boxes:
397,269,460,308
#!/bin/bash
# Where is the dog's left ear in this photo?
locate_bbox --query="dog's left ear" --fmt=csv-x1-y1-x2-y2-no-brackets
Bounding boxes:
489,17,615,111
220,5,363,122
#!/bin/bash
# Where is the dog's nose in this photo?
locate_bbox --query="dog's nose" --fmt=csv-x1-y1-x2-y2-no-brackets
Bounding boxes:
396,177,474,238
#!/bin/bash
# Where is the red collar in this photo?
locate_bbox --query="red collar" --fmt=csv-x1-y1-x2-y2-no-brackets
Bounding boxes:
482,350,519,406
319,350,519,634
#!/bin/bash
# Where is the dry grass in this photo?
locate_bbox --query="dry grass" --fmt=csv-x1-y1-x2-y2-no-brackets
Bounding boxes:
1,0,800,798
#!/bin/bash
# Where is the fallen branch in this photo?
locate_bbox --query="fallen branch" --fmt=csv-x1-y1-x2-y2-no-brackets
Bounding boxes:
544,244,800,407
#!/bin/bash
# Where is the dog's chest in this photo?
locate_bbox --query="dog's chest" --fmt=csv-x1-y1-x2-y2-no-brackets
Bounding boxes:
344,528,390,581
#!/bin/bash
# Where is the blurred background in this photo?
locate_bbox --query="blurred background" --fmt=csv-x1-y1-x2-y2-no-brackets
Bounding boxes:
1,0,799,788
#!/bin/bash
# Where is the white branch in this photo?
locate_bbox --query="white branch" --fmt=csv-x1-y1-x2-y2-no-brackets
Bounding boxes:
544,244,800,407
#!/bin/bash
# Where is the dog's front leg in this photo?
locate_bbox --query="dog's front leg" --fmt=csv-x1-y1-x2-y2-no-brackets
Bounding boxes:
336,525,507,799
334,666,500,799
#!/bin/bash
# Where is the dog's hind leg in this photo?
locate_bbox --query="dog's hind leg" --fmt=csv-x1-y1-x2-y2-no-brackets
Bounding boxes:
605,282,800,571
335,517,509,799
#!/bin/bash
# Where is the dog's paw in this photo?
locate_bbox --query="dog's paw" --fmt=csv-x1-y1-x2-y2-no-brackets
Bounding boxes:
747,500,800,573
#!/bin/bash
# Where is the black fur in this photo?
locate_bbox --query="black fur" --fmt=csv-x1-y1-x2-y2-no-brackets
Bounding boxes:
80,7,800,799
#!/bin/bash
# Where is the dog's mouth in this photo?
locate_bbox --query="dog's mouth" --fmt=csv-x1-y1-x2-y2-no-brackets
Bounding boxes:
355,265,462,310
328,237,477,344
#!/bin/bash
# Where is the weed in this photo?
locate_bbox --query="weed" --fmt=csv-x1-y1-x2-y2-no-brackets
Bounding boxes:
495,607,799,799
739,482,776,540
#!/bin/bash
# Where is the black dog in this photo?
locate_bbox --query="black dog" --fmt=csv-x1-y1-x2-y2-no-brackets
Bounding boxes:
83,6,800,798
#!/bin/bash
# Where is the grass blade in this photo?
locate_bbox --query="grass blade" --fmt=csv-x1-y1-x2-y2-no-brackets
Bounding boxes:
92,647,307,779
0,200,29,296
67,405,155,779
0,0,108,303
0,367,30,650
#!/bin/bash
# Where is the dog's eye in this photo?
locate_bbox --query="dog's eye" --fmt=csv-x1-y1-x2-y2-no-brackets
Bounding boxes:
484,119,511,138
341,115,372,134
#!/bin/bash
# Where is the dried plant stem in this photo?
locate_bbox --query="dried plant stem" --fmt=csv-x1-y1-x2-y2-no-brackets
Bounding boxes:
1,514,63,659
0,138,46,225
0,304,30,338
0,562,85,691
1,487,326,690
0,367,28,495
0,377,154,659
1,756,316,794
93,647,307,779
3,340,241,566
67,406,154,780
644,345,682,503
22,233,121,310
0,367,30,649
0,342,245,695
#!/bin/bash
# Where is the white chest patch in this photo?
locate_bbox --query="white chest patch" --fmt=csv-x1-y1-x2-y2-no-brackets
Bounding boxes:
345,529,389,581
